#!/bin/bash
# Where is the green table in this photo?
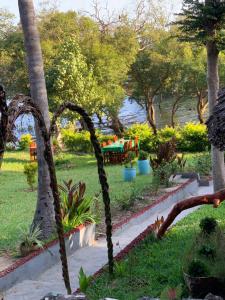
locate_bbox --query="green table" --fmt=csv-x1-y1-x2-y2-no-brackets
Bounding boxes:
101,140,134,153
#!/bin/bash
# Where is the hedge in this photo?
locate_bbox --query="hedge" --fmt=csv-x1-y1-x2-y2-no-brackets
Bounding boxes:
61,122,210,153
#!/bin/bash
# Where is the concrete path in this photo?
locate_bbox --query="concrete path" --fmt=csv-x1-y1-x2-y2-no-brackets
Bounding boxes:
3,182,213,300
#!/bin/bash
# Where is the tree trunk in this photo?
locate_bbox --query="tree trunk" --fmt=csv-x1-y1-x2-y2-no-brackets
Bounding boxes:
207,41,225,192
171,96,181,128
146,98,157,135
18,0,55,238
0,86,7,170
197,91,208,124
110,115,124,137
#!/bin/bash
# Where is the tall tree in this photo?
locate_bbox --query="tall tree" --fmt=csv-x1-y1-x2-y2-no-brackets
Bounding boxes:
175,0,225,192
129,32,172,134
18,0,55,238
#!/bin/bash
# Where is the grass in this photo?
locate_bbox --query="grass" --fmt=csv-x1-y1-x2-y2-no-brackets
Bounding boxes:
0,150,153,254
85,203,225,300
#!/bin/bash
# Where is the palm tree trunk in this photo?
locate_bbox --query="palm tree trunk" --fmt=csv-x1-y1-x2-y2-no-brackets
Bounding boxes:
18,0,55,238
207,41,225,192
0,86,7,170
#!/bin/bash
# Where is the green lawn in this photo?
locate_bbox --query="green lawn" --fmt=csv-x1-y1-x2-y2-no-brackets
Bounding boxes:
0,151,153,254
86,203,225,300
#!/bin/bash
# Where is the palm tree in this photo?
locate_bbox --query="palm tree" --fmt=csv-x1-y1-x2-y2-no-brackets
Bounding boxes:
174,0,225,192
18,0,55,238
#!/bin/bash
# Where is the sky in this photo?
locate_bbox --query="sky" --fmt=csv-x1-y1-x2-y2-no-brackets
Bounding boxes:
1,0,183,21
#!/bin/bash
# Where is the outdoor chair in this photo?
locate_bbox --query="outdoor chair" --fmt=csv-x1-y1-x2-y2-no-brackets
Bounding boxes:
29,141,37,161
133,136,139,156
113,135,118,142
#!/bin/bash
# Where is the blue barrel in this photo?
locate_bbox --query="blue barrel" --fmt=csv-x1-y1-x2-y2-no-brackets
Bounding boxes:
138,159,151,175
123,167,136,181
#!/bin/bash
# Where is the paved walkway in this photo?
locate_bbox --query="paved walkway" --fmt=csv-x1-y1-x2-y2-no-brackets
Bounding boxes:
4,182,213,300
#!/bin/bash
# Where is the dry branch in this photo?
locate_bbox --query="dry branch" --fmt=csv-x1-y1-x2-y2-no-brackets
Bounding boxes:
157,189,225,239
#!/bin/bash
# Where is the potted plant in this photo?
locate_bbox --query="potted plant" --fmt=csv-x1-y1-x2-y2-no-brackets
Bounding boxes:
19,224,43,256
123,151,136,181
138,150,151,175
183,217,225,298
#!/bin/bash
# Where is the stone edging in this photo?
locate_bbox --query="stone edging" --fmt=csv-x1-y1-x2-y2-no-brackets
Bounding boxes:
112,178,196,234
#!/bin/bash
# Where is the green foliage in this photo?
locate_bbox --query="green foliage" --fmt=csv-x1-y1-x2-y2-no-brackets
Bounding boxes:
187,259,209,277
157,126,179,144
58,180,96,231
125,123,157,152
97,134,115,144
198,245,216,259
153,161,178,187
174,0,225,48
176,154,187,172
115,261,127,277
19,223,43,256
124,151,136,168
61,129,92,153
178,122,209,152
193,152,211,176
46,37,98,114
78,267,92,293
23,162,37,191
200,217,218,235
150,140,177,170
125,123,208,153
19,134,32,150
138,150,149,161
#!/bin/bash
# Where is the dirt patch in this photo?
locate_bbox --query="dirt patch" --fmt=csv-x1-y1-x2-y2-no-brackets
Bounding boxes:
0,254,16,272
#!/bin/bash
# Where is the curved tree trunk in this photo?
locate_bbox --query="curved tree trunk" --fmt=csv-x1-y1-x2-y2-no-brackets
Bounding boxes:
146,98,157,135
207,41,225,192
110,115,124,137
18,0,55,238
197,91,208,124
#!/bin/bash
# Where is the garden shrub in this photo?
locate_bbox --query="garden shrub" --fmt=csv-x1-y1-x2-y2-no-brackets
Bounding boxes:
19,134,32,150
125,123,157,152
61,129,92,152
23,162,38,191
194,152,211,176
178,122,209,152
158,126,181,144
61,122,210,153
97,134,115,143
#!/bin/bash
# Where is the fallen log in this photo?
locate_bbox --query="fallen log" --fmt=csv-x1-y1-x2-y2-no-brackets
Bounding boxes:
157,189,225,239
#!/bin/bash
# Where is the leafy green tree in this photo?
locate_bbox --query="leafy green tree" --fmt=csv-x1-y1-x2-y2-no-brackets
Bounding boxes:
46,38,99,115
175,0,225,191
129,31,173,134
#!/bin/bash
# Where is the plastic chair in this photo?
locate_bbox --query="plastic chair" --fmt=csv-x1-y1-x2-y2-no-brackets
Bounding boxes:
29,141,37,161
